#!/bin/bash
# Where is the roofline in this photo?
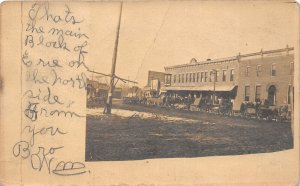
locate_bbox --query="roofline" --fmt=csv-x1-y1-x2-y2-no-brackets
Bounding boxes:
164,46,294,70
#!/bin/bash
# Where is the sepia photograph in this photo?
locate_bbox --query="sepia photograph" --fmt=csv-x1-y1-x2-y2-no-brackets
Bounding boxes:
0,1,299,185
85,1,295,161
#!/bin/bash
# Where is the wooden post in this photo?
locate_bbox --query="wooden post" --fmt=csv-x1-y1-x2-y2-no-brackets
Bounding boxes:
104,2,123,114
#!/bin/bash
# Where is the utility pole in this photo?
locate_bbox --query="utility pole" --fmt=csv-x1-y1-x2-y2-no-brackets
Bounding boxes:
104,2,123,114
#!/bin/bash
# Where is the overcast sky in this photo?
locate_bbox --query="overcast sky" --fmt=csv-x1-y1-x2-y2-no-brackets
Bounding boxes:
87,1,297,87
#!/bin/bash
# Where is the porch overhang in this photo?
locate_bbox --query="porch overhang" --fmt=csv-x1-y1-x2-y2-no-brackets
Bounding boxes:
165,85,237,92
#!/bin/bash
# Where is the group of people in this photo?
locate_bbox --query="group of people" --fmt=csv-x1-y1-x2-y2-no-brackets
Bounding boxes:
239,100,291,121
123,95,291,122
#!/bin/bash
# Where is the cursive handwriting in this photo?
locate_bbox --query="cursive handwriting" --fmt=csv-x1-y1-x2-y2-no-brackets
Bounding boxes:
13,141,87,176
29,3,83,25
37,34,70,52
16,2,90,176
23,125,67,146
52,161,87,176
23,87,64,105
37,58,62,68
48,27,89,40
26,68,87,89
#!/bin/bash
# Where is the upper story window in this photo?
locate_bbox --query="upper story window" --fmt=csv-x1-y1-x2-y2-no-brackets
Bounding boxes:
201,72,204,82
204,72,208,82
215,71,219,82
246,66,250,77
173,75,176,83
290,62,294,75
256,65,262,77
255,85,261,102
186,74,189,83
288,84,293,104
197,73,199,82
222,70,227,82
189,73,192,83
165,74,171,86
210,71,214,82
178,74,181,83
271,63,276,76
245,85,250,101
193,73,196,82
230,69,234,81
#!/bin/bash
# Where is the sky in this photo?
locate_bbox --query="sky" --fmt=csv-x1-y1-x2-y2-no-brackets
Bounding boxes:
86,1,298,87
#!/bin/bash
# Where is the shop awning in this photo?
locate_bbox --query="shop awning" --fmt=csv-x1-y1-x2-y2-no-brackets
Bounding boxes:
165,85,237,92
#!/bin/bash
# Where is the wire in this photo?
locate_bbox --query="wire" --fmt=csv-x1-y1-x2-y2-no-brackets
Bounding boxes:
133,2,171,82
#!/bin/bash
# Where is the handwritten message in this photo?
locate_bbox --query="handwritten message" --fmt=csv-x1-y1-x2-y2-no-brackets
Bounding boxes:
13,2,89,176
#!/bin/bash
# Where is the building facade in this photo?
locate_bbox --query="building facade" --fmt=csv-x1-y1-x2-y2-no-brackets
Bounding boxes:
143,71,166,97
164,46,294,110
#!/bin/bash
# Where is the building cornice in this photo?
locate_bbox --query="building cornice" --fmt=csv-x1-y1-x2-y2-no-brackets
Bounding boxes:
164,46,294,71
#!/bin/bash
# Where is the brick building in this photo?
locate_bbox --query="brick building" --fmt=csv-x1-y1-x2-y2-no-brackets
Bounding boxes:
143,71,166,97
164,46,294,111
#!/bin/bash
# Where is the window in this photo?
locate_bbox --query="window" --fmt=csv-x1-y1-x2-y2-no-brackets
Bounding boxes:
210,71,214,82
201,72,204,82
165,74,171,86
197,73,199,82
186,74,189,83
222,70,227,82
290,62,294,75
255,85,261,102
245,86,250,101
271,64,276,76
193,73,196,82
246,66,250,77
173,75,176,83
215,71,219,82
288,84,293,104
230,69,234,81
178,74,181,83
256,65,262,77
204,72,208,82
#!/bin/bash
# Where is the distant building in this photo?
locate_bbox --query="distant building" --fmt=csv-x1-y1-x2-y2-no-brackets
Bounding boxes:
143,71,166,97
87,79,123,100
87,79,109,100
164,46,294,110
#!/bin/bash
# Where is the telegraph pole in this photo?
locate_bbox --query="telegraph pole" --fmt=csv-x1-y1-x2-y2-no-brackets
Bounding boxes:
104,2,123,114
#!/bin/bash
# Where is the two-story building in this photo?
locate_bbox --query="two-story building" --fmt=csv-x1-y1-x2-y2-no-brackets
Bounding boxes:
164,46,294,111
